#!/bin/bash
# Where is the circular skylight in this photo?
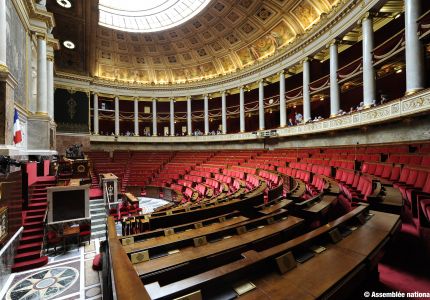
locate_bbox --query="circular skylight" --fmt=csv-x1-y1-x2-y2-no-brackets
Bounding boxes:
98,0,212,33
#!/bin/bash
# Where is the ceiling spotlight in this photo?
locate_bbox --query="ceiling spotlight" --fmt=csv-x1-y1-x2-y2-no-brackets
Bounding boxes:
63,40,75,49
396,68,402,74
394,13,401,19
320,96,324,101
56,0,71,8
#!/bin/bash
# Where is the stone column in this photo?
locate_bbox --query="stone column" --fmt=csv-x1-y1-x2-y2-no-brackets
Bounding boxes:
152,98,157,136
47,56,54,119
221,91,227,134
134,98,139,136
258,80,265,130
93,93,99,134
362,14,376,107
187,96,192,135
204,94,209,135
239,86,245,132
279,71,286,127
302,58,311,122
0,0,6,66
329,41,340,116
405,0,425,94
114,96,119,136
36,34,48,114
170,98,175,136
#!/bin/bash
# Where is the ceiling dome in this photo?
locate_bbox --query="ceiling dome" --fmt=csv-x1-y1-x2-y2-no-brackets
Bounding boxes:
99,0,212,33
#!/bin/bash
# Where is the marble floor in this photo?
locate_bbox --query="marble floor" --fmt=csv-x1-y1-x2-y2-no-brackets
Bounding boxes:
0,239,103,300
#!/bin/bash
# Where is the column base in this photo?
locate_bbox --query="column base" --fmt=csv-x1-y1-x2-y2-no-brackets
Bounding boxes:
405,88,424,96
259,128,265,131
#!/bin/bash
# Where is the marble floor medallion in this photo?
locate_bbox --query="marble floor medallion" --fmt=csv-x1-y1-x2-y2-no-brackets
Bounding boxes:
6,267,79,300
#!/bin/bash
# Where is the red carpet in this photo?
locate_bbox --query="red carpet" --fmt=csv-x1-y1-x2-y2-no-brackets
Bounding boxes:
90,187,103,199
11,179,56,272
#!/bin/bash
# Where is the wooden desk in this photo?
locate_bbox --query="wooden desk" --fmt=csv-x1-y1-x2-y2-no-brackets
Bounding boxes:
259,199,293,215
126,210,289,258
135,216,304,280
69,179,81,186
303,195,337,215
143,205,370,300
124,215,248,253
102,173,118,180
125,192,139,205
63,226,80,252
241,246,365,300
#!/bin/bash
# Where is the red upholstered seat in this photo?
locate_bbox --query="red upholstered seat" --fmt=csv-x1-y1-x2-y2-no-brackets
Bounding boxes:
92,253,102,271
79,223,91,244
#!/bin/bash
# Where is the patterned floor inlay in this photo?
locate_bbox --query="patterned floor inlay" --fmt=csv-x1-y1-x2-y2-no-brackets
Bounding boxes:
6,267,79,300
1,239,103,300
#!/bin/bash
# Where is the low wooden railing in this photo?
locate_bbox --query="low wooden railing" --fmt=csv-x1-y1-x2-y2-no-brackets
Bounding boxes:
107,216,150,300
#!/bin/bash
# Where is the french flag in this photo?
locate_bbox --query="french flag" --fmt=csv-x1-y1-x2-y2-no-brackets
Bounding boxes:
13,109,22,144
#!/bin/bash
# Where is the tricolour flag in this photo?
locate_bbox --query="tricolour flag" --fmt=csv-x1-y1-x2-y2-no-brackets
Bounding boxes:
13,109,22,144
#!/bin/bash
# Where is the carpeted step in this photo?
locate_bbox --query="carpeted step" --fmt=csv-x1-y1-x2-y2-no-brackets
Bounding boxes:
24,214,44,222
26,208,46,216
20,234,44,244
23,221,43,229
14,250,41,263
29,196,47,201
22,228,44,236
12,256,48,272
17,242,42,253
28,203,48,209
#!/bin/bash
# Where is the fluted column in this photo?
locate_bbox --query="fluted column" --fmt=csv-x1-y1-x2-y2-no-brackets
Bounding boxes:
114,96,119,135
221,91,227,134
134,98,139,136
329,41,340,116
170,98,175,136
302,58,311,122
47,57,54,119
36,34,48,114
0,0,6,66
152,98,157,136
258,80,265,130
204,94,209,135
279,71,286,127
187,96,192,135
362,15,376,107
93,93,99,134
405,0,425,94
239,86,245,132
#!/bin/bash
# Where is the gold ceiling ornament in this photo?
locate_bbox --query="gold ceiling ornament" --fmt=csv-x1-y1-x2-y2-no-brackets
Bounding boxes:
59,0,343,85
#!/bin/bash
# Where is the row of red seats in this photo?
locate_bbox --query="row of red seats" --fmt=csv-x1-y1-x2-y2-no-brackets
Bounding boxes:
231,165,257,175
223,169,245,180
335,169,374,201
189,170,211,178
184,174,203,183
386,154,430,166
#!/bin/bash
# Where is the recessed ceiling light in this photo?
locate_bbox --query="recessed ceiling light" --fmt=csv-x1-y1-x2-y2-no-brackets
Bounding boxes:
63,40,75,49
56,0,71,8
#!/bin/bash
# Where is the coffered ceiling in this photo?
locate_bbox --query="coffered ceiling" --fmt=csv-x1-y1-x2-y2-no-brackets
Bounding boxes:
48,0,342,85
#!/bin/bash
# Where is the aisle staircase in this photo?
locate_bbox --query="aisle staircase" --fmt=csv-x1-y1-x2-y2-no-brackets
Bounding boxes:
89,199,107,241
11,180,56,272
